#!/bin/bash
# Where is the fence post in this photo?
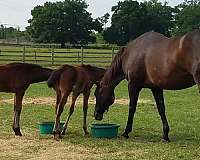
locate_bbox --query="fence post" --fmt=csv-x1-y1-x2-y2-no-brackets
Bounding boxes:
77,51,80,63
51,47,54,65
23,46,25,63
81,47,83,65
112,47,114,60
34,50,37,63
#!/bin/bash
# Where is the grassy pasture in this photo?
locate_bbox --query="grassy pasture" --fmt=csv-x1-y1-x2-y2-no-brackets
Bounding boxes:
1,80,200,159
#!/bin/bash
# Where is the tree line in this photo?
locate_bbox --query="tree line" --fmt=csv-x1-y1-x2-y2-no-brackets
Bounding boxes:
1,0,200,47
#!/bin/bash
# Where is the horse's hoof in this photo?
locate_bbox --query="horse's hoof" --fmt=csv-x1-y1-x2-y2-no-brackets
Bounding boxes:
84,130,89,134
54,134,62,140
15,132,22,136
14,128,22,136
18,132,22,136
61,131,66,135
162,137,170,142
53,131,62,140
84,131,89,136
121,132,129,138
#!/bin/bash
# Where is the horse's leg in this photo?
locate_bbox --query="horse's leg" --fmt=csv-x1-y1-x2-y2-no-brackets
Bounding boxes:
193,64,200,92
151,88,170,142
53,92,69,139
82,91,90,135
55,86,61,113
122,83,142,138
13,91,25,136
61,92,79,135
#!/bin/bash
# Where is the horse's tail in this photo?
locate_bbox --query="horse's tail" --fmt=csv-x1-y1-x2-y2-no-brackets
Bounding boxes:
47,65,70,88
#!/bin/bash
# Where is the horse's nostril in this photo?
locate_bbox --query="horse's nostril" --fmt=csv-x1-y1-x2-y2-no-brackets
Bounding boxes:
95,112,103,121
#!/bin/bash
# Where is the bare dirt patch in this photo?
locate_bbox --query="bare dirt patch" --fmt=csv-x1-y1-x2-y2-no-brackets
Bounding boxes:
0,136,100,160
0,135,145,160
0,96,154,106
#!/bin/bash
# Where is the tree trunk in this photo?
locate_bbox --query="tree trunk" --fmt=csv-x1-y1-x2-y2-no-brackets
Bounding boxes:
61,41,66,48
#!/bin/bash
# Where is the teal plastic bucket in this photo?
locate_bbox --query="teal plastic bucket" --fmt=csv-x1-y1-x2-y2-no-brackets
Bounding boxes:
91,123,120,138
39,122,65,134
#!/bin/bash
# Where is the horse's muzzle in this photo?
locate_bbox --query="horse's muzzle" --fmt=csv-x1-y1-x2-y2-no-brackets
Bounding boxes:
94,111,103,120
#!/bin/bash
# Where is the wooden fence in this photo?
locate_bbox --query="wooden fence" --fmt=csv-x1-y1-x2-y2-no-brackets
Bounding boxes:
0,46,117,67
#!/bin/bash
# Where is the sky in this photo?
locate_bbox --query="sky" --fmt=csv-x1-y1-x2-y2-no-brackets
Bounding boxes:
0,0,183,30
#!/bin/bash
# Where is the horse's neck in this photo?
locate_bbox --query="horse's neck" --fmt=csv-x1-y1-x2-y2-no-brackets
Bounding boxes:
102,68,125,88
31,68,52,83
88,69,105,84
111,73,125,88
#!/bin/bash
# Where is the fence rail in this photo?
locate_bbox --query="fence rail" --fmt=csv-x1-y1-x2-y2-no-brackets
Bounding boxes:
0,46,117,67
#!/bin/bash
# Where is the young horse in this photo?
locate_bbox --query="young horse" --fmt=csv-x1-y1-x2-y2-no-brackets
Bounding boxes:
0,62,53,136
47,64,105,139
94,30,200,142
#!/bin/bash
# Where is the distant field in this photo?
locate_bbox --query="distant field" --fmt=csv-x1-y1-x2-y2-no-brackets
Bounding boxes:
1,80,200,159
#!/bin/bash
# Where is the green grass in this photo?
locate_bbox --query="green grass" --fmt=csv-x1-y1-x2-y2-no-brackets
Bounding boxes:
1,81,200,159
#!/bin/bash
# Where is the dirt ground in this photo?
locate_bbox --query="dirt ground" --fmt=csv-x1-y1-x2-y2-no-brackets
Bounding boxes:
0,136,101,160
0,135,144,160
0,96,154,106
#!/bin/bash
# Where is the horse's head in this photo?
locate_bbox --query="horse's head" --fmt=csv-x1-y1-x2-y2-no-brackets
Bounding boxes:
94,84,115,120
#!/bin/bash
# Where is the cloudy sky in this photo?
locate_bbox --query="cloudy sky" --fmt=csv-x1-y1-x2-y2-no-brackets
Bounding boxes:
0,0,183,30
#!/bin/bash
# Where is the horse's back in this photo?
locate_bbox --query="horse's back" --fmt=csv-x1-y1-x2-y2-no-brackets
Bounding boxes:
124,32,171,77
0,63,51,92
58,65,93,94
124,32,195,89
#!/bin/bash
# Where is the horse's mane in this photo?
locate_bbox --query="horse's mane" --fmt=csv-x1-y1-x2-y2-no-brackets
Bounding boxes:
81,64,105,72
81,64,106,84
101,47,126,86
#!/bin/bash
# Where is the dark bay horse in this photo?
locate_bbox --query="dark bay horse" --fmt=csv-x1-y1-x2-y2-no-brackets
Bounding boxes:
47,64,105,139
0,62,53,136
94,30,200,141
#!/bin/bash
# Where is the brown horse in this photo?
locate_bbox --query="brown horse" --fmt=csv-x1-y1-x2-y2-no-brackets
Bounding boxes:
0,62,53,136
94,30,200,142
47,64,105,139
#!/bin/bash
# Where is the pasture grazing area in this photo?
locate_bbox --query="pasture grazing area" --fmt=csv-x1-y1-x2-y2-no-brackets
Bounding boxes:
1,81,200,160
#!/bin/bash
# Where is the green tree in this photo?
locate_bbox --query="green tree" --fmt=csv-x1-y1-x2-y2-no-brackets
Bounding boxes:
27,0,102,47
0,25,5,39
98,13,110,29
173,0,200,36
144,0,175,37
103,0,175,45
0,25,22,40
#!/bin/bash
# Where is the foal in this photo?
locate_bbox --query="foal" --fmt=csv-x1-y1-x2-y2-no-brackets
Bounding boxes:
47,64,105,138
0,63,53,136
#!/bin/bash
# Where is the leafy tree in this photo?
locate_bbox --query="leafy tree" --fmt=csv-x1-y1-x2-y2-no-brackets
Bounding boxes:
103,1,145,45
27,0,102,47
173,0,200,36
103,0,175,45
98,13,110,29
0,25,5,39
0,25,21,39
144,0,176,37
